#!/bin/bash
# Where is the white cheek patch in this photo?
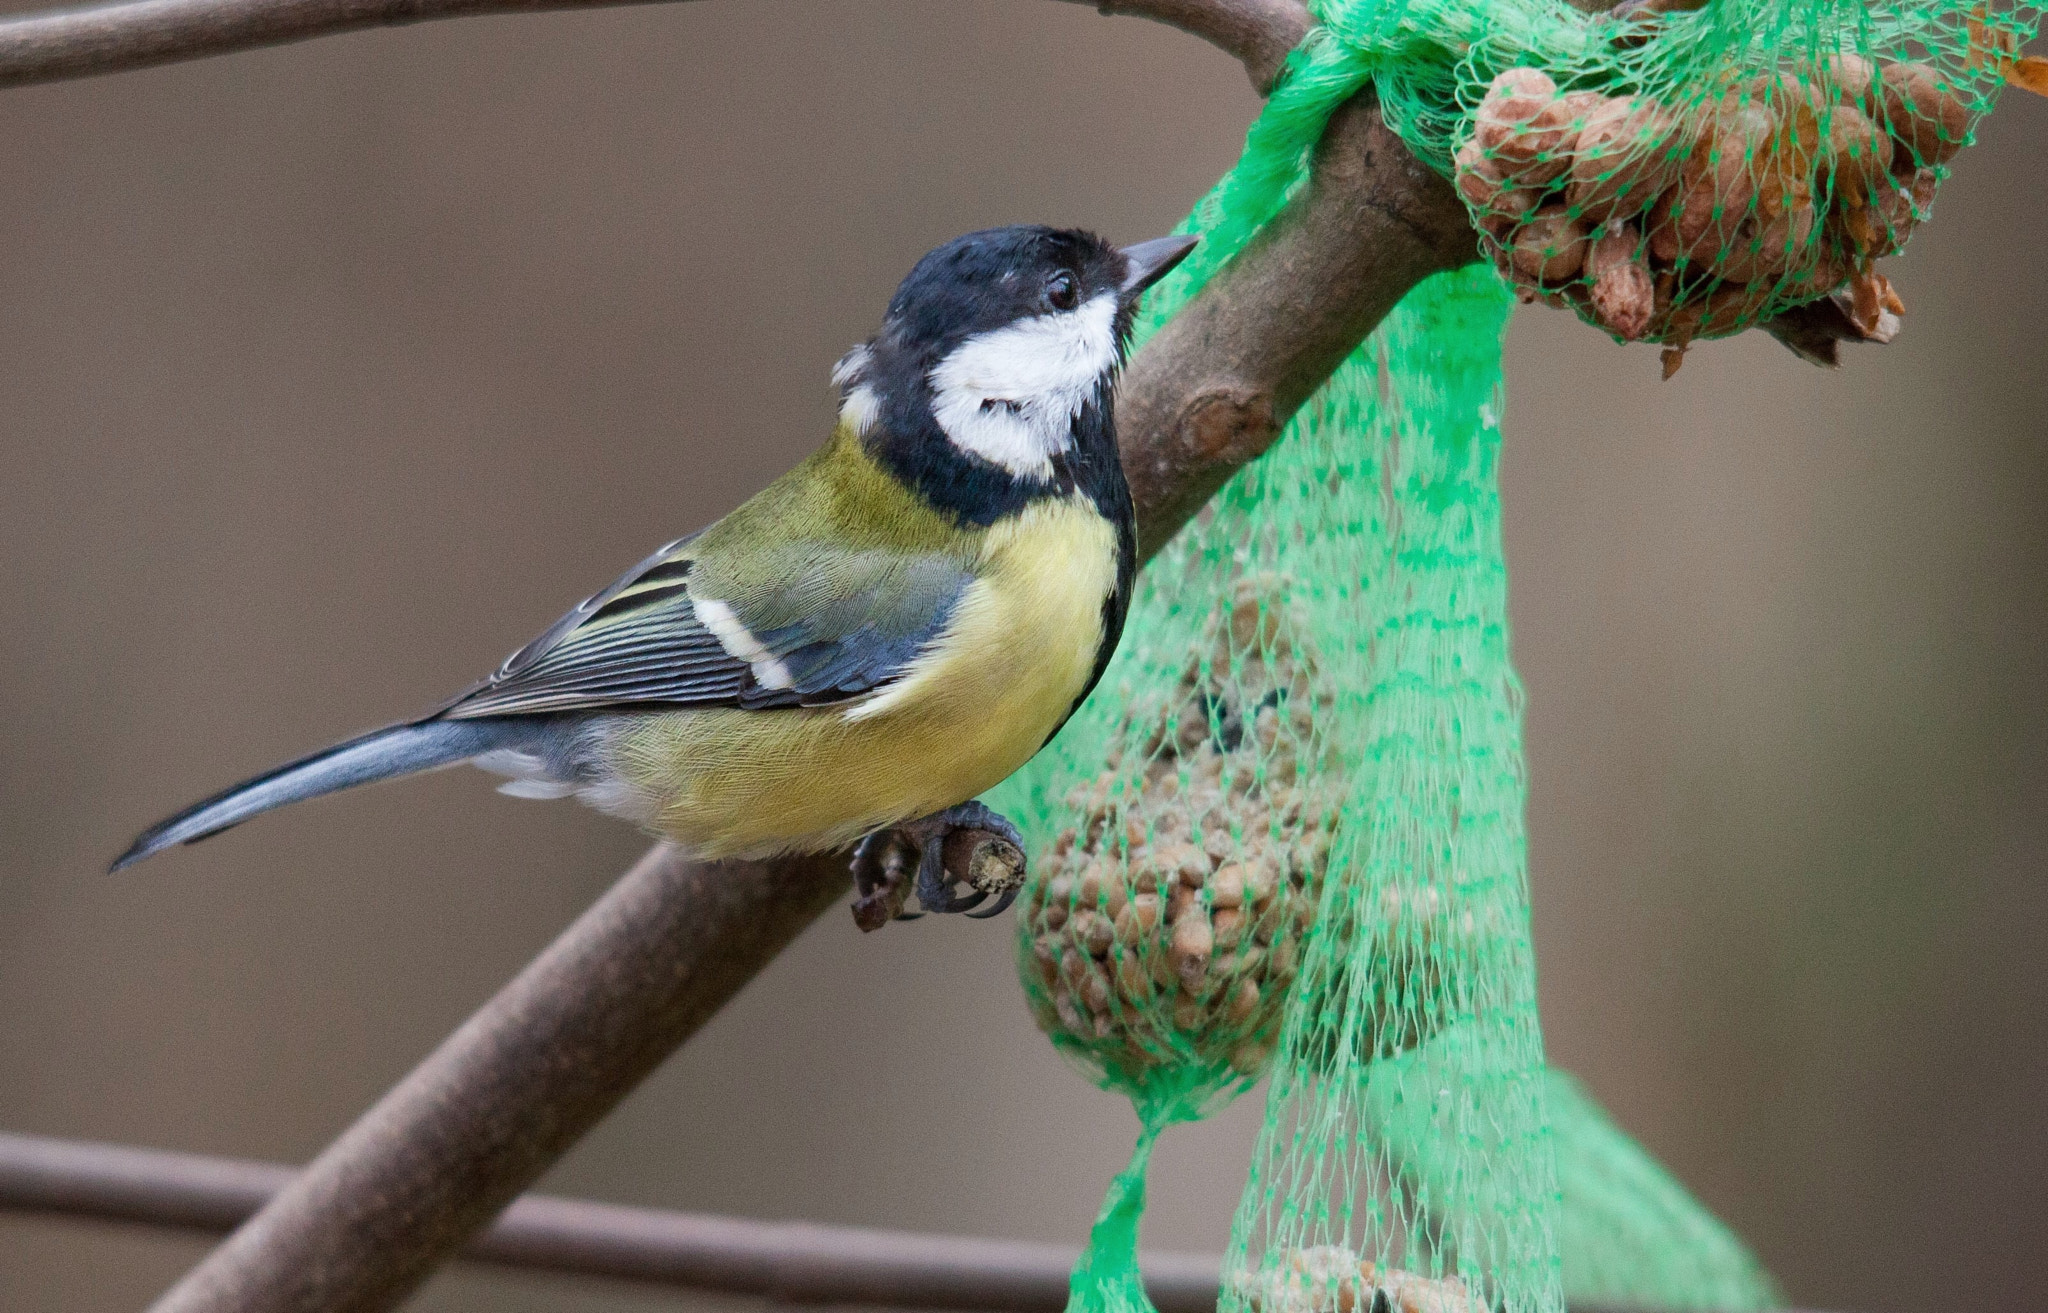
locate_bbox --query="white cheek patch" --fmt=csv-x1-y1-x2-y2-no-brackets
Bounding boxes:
928,292,1119,480
838,383,881,435
691,597,795,690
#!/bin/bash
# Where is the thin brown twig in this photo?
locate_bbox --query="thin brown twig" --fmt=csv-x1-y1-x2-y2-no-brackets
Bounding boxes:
0,0,1309,91
1086,0,1310,90
0,1129,1223,1311
0,1130,1826,1313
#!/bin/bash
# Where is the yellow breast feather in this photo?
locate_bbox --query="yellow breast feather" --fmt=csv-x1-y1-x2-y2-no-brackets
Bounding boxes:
610,494,1120,859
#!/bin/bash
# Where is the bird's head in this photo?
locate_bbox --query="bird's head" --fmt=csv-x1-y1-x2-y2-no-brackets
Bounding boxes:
833,226,1196,519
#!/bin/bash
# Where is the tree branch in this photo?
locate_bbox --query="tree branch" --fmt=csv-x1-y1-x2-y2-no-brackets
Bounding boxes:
0,1130,1805,1313
144,844,857,1312
1082,0,1308,92
0,0,1309,91
0,1129,1223,1311
1119,95,1477,556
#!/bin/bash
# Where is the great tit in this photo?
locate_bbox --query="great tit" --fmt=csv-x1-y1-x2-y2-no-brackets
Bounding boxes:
114,225,1197,918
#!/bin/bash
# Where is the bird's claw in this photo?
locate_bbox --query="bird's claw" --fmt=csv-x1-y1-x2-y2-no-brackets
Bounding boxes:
847,801,1028,931
849,830,918,932
963,886,1019,919
912,825,987,914
923,882,989,914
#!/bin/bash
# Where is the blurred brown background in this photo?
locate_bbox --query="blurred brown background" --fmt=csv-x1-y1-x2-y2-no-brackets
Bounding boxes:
0,3,2042,1309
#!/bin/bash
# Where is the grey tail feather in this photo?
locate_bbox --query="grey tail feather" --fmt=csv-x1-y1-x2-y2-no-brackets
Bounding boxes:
110,718,531,872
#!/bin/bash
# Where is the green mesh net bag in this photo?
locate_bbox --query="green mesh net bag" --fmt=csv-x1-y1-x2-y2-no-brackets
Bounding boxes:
1215,267,1553,1313
995,262,1562,1313
991,287,1396,1313
1434,0,2046,372
1000,267,1780,1313
1150,0,2043,375
994,0,2043,1304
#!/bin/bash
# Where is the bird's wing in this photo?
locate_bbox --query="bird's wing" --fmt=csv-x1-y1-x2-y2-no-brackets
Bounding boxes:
439,533,972,719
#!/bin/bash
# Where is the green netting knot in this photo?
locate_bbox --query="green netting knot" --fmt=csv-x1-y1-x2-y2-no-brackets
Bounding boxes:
1067,1117,1169,1313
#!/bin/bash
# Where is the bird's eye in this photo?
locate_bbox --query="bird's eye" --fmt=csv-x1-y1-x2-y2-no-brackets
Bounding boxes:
1045,270,1079,311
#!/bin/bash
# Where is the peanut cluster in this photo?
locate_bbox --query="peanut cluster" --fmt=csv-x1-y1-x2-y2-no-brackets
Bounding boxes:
1457,58,1967,372
1238,1248,1478,1313
1019,577,1342,1087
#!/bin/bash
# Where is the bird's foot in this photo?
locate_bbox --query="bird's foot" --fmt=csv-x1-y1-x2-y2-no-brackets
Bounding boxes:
849,829,920,931
907,801,1026,918
848,801,1027,932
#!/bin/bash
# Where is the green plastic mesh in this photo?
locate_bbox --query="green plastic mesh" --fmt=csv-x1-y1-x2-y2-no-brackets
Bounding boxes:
995,266,1398,1313
997,258,1779,1308
1151,0,2042,369
998,263,1577,1313
993,0,2040,1305
1214,268,1551,1313
1438,0,2042,355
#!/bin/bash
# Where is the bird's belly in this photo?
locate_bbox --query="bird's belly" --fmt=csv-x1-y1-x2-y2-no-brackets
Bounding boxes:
605,497,1121,858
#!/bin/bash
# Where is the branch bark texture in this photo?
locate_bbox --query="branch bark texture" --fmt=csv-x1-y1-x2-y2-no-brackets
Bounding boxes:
148,845,853,1313
0,0,1307,90
0,1130,1807,1313
0,1130,1222,1311
1119,94,1476,557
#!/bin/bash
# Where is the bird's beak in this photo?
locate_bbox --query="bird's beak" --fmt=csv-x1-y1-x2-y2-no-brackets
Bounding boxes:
1118,234,1199,299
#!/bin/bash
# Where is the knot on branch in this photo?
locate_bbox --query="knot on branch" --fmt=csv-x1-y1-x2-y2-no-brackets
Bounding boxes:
1180,387,1280,468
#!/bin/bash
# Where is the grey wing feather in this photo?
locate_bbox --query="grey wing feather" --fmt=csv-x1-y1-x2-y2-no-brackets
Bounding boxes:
487,535,699,685
440,536,970,719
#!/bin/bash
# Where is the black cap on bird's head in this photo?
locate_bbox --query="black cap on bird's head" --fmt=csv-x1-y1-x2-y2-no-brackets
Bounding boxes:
833,225,1197,524
878,226,1195,357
